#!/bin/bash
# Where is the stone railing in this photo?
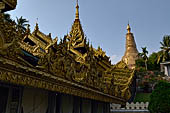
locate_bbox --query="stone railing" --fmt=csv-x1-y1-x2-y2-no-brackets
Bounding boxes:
110,103,121,110
126,102,149,110
110,102,149,112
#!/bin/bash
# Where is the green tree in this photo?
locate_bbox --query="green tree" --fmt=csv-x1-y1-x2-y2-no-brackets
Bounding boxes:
16,16,29,33
136,58,145,68
148,52,160,70
157,35,170,63
148,81,170,113
139,47,148,70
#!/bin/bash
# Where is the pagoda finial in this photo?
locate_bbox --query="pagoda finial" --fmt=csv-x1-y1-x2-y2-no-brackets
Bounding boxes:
127,22,131,33
26,24,30,33
35,18,39,31
75,0,79,20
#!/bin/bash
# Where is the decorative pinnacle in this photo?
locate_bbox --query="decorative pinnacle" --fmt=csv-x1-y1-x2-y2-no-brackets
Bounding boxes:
127,22,131,33
35,18,39,31
75,0,79,19
26,24,30,33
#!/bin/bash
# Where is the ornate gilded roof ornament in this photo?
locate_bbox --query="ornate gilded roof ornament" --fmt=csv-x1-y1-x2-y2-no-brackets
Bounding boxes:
94,46,106,57
34,22,39,32
26,24,30,35
0,14,21,57
33,18,39,33
66,0,87,63
67,0,85,49
127,23,131,33
75,0,79,20
20,22,56,58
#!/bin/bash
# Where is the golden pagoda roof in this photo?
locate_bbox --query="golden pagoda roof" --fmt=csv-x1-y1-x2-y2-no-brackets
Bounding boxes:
33,23,53,44
20,23,58,57
67,0,85,49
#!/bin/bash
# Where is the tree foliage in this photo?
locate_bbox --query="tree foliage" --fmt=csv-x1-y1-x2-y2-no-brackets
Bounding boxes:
148,81,170,113
148,52,160,70
157,35,170,63
138,47,148,70
16,16,29,33
136,58,145,69
136,51,160,71
137,35,170,71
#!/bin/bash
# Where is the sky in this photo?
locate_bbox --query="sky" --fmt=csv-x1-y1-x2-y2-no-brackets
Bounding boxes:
9,0,170,64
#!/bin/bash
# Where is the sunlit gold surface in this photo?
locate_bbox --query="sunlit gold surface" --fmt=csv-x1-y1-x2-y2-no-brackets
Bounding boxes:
122,23,139,69
0,1,136,104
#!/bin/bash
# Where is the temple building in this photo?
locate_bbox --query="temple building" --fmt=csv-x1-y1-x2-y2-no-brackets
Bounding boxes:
122,24,139,69
0,0,136,113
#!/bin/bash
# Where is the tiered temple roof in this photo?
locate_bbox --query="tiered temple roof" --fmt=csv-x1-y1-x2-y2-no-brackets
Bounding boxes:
20,23,58,58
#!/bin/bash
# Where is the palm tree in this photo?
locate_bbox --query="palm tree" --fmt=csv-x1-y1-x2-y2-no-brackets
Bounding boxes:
139,47,148,70
157,36,170,63
16,16,29,33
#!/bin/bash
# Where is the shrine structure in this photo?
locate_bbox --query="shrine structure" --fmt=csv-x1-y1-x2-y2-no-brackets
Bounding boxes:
122,23,139,69
0,0,136,113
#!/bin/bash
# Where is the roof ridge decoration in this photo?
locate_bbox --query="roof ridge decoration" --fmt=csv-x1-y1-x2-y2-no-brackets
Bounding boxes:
66,0,87,63
33,22,52,42
20,23,57,58
0,13,31,66
67,0,85,49
76,0,79,20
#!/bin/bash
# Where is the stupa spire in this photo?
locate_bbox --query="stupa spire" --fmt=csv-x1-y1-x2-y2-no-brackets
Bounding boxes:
127,22,131,33
122,24,139,69
75,0,79,20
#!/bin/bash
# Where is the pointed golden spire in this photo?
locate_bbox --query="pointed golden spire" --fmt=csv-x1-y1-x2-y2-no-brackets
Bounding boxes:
67,0,85,49
127,22,131,33
75,0,79,20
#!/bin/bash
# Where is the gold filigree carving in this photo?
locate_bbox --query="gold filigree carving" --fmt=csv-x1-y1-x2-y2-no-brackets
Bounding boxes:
0,68,125,104
0,14,21,58
0,5,135,103
0,30,4,48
